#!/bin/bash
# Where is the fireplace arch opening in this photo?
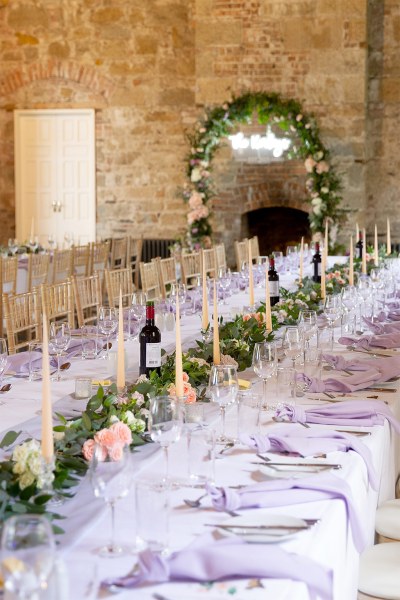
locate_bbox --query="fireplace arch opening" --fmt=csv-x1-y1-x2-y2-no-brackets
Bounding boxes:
246,206,311,255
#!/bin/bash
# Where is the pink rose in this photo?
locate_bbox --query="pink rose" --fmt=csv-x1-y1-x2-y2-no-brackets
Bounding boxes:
82,439,95,461
182,372,189,382
316,161,329,174
183,382,196,404
110,422,132,446
108,444,124,462
95,428,117,448
304,157,316,173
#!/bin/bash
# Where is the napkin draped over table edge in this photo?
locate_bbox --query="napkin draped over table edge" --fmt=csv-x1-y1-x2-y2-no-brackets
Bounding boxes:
101,532,333,600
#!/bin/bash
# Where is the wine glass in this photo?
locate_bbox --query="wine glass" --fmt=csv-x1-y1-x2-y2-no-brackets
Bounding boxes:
128,292,147,340
0,337,8,384
64,232,73,248
323,294,342,333
47,235,57,251
49,322,71,381
97,307,118,360
208,365,239,444
217,267,231,304
170,283,187,314
8,238,18,256
298,309,318,348
89,443,132,557
282,326,304,369
1,515,55,599
148,395,183,482
190,275,202,314
252,342,277,412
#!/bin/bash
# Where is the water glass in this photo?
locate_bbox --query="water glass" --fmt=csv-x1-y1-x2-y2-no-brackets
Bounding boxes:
252,341,277,412
81,325,100,359
29,341,43,381
208,365,239,444
237,391,261,435
187,429,215,484
317,327,334,351
148,395,183,482
135,480,170,554
49,322,71,381
282,326,304,369
298,309,318,347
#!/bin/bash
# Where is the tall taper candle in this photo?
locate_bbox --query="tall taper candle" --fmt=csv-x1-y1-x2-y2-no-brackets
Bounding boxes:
299,236,304,283
117,289,125,390
213,280,221,365
175,291,184,398
374,224,379,266
41,316,53,462
321,248,326,300
201,251,209,330
248,239,254,307
265,270,273,333
324,220,329,258
387,218,392,255
362,228,367,274
349,236,354,286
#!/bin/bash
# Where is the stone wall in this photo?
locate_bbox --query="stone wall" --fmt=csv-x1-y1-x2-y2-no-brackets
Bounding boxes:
0,0,395,250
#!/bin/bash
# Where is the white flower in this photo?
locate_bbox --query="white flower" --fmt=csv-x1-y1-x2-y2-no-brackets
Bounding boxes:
311,197,322,206
321,186,329,194
53,431,65,441
315,151,324,161
109,415,119,424
296,114,303,121
131,391,145,407
313,205,322,216
188,357,209,368
136,374,149,384
220,354,239,369
28,456,43,477
191,167,202,182
19,472,35,490
139,408,150,418
123,411,135,425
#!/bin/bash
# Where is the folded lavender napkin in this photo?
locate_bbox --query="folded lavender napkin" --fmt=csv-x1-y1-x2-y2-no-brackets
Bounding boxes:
240,427,378,489
207,473,366,552
275,400,400,434
323,354,400,381
339,332,400,350
363,318,400,334
102,532,333,600
387,309,400,321
296,369,381,393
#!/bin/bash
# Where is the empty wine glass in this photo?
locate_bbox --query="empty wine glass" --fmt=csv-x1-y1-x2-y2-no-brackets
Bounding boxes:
0,337,8,383
8,238,18,256
128,292,147,340
89,443,132,557
148,395,183,482
282,326,304,369
49,322,71,381
1,515,55,599
208,365,238,444
47,235,57,251
64,232,73,248
252,342,277,412
98,307,117,360
190,275,202,314
217,267,231,304
323,294,342,333
170,283,187,314
298,309,318,348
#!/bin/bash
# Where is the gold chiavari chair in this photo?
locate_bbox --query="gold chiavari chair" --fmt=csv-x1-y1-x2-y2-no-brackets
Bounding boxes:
72,273,102,328
110,237,129,270
27,253,50,291
72,244,91,277
51,249,73,283
234,239,248,270
214,243,227,271
104,267,133,308
90,240,110,275
154,257,177,299
250,235,260,261
4,289,42,354
201,248,216,278
40,281,75,328
181,252,201,289
2,256,18,295
139,261,161,301
127,236,143,290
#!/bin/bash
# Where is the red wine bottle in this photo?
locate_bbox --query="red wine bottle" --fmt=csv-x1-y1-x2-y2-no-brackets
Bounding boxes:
355,232,363,260
268,257,280,306
139,301,161,376
312,242,322,283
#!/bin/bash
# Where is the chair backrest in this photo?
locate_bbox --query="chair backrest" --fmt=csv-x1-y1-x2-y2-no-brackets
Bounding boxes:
110,237,128,270
154,256,177,298
181,252,201,289
90,241,110,274
40,281,75,328
52,249,73,283
214,243,227,271
2,256,18,295
201,248,216,278
72,273,102,328
72,244,91,277
234,239,248,270
250,236,260,261
127,236,143,289
27,253,50,291
4,289,42,354
104,268,134,308
139,261,161,300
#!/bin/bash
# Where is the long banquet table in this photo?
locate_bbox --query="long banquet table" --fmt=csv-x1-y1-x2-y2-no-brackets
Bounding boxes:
1,268,398,600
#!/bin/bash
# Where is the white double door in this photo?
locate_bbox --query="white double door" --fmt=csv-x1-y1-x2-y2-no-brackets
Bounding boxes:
14,108,96,248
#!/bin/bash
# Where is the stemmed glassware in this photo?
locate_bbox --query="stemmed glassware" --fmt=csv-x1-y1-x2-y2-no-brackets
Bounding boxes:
252,342,277,412
169,283,187,314
323,294,342,334
49,322,71,381
148,395,183,483
8,238,18,256
208,365,239,444
282,326,304,369
128,292,147,340
98,307,118,359
1,515,55,599
89,444,132,557
190,276,202,314
47,235,57,251
0,337,8,383
217,267,231,304
298,310,318,348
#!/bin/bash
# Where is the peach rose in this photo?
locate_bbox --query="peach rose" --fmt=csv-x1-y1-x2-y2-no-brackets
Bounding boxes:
82,439,95,461
108,444,124,462
110,422,132,446
316,160,329,174
183,382,196,404
182,372,189,382
95,428,117,448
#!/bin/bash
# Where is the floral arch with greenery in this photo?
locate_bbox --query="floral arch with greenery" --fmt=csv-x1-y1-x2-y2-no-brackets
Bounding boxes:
181,91,347,250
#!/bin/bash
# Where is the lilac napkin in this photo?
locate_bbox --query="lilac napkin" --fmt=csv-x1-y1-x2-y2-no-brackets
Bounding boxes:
240,427,378,489
102,532,333,600
339,332,400,350
323,354,400,381
207,473,366,552
296,369,380,393
388,309,400,321
275,400,400,434
362,318,400,334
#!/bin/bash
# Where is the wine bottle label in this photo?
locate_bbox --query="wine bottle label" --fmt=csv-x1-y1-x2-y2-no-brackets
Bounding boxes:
146,343,161,368
269,281,279,296
318,263,322,276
